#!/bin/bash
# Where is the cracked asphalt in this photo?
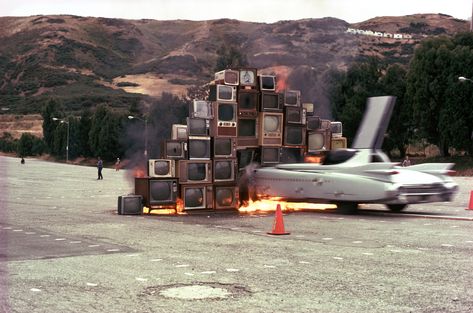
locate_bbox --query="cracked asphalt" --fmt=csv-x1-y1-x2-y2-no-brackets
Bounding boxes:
1,156,473,313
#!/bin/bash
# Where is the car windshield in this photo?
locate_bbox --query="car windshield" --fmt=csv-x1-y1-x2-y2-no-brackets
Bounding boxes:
322,149,357,165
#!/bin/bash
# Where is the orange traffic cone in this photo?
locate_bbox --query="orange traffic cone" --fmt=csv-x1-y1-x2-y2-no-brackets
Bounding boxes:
267,204,290,235
466,191,473,211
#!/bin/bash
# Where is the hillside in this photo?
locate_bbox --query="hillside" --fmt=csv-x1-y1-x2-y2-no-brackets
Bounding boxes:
0,13,469,124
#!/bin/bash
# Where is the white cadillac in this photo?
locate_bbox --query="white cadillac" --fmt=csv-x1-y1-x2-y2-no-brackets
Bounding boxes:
250,96,459,214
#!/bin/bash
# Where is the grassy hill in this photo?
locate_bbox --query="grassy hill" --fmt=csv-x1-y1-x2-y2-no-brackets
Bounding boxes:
0,14,469,117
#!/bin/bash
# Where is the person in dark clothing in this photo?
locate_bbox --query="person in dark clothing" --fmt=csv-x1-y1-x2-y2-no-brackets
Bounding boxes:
97,157,103,180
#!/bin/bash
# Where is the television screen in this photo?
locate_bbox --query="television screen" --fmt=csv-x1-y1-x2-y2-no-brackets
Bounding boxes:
330,121,343,137
148,179,178,206
259,112,283,146
164,141,186,159
280,147,304,163
284,90,301,107
209,85,236,102
285,107,302,124
308,132,325,151
215,69,239,85
190,100,212,119
187,117,208,136
172,124,188,140
218,103,236,122
260,75,276,91
214,159,235,181
284,125,305,146
150,180,171,201
188,137,211,159
178,160,212,184
187,162,207,181
238,118,257,137
263,115,281,132
239,69,257,87
306,116,321,130
261,93,281,111
320,119,331,130
238,91,259,111
117,195,143,215
182,185,213,210
148,159,175,177
261,147,280,164
237,149,256,169
331,137,347,150
214,137,235,158
214,186,238,208
184,187,204,208
302,103,314,116
154,161,169,176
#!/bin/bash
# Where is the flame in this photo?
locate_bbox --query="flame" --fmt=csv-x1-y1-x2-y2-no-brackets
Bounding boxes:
142,198,187,215
304,155,323,163
238,198,336,214
275,69,289,93
133,167,146,178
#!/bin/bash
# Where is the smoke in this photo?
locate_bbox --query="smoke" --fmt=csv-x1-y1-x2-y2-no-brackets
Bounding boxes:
121,94,189,186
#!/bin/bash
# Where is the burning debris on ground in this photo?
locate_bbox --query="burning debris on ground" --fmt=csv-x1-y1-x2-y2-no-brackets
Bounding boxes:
118,68,346,215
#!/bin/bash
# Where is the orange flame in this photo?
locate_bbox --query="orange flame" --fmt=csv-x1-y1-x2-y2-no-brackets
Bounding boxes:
133,167,147,178
142,198,187,215
275,72,289,93
304,155,323,163
238,198,336,214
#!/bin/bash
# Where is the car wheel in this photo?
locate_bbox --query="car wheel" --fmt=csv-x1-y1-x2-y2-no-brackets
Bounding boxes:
336,202,358,214
387,204,407,212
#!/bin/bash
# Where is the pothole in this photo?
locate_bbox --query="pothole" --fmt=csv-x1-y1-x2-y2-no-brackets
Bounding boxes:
141,283,250,300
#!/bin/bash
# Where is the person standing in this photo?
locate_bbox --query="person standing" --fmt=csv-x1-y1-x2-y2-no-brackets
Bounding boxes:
97,157,104,180
402,155,411,167
115,157,120,171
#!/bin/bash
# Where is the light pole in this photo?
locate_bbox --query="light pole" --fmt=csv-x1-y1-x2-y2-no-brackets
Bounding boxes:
459,76,473,83
128,115,148,157
52,117,70,162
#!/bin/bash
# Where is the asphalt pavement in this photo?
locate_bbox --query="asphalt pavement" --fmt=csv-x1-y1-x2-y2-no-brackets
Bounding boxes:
1,155,473,313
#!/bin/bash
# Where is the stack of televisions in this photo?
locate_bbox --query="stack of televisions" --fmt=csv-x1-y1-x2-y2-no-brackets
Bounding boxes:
117,68,347,215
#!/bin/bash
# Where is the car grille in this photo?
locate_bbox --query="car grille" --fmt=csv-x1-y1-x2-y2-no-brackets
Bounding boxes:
399,183,446,195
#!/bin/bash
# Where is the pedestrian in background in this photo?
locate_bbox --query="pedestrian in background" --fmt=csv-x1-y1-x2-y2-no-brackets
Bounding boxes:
402,155,411,167
115,157,120,171
97,157,104,180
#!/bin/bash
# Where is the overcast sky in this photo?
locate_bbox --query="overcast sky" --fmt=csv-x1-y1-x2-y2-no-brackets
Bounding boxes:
1,0,471,23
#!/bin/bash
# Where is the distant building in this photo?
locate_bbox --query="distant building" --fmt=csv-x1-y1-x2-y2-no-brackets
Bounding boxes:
345,28,413,40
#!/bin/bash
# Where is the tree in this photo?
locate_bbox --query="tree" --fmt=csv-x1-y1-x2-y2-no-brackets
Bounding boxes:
146,93,188,158
329,58,410,156
17,133,45,157
78,110,93,157
0,132,17,153
214,45,248,72
41,98,63,152
406,33,473,156
379,64,409,157
329,57,385,145
89,105,126,161
88,104,109,157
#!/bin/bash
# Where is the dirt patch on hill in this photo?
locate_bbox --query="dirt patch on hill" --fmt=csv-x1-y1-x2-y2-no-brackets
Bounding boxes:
0,114,43,139
110,73,192,98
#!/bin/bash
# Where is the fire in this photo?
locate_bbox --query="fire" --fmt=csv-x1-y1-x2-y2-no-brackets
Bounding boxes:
142,198,187,215
275,68,289,92
305,155,323,163
133,167,146,178
238,198,336,214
